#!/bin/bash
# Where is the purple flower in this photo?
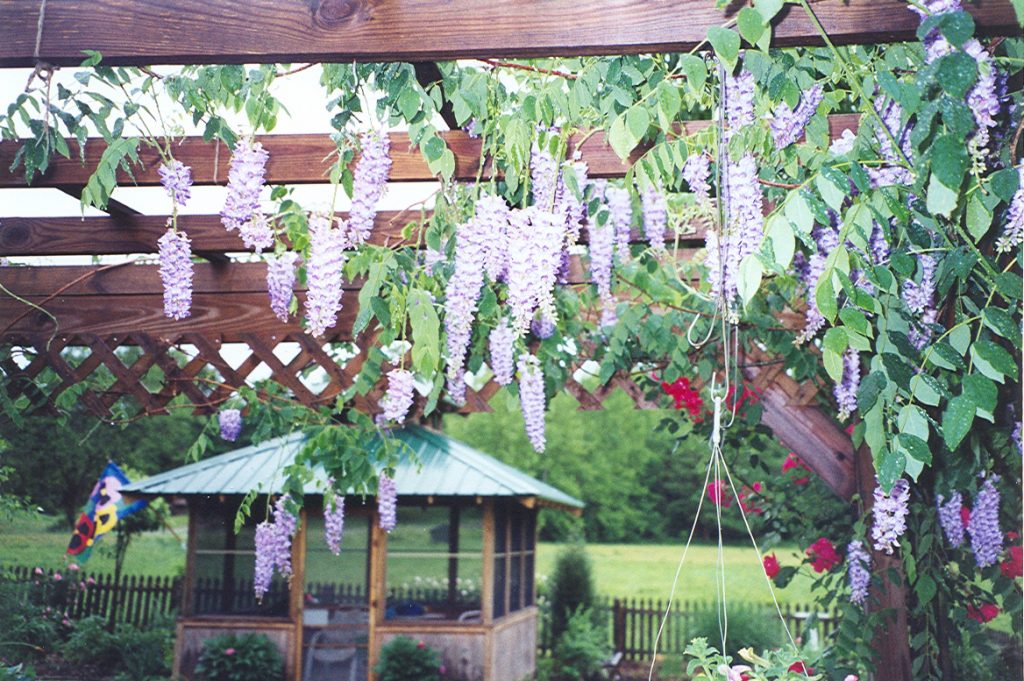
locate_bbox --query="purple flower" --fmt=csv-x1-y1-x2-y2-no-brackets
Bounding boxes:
253,521,278,600
996,165,1023,253
240,213,274,254
869,222,891,264
517,353,546,453
377,473,398,533
531,314,556,340
682,153,711,205
477,194,511,282
908,0,962,17
158,228,193,320
379,368,415,424
274,494,298,542
903,254,937,349
221,140,269,233
266,251,298,323
967,475,1002,568
218,408,242,441
159,160,192,207
705,229,723,300
834,349,860,421
588,194,616,318
304,214,347,338
721,154,763,305
531,138,562,211
488,318,515,386
641,187,668,254
937,492,965,548
559,160,589,245
829,129,857,156
324,491,345,556
447,369,467,407
605,187,633,263
600,297,618,328
349,132,392,245
445,216,489,382
871,478,910,554
846,540,872,606
725,68,755,140
769,85,823,149
507,208,564,335
798,223,840,342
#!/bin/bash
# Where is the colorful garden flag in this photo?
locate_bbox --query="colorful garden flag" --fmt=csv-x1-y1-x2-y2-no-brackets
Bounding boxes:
66,462,147,561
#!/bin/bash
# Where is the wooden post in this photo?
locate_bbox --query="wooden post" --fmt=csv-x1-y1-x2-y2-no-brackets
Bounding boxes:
367,508,388,681
447,505,460,614
290,509,308,681
855,442,912,681
182,501,197,617
613,599,626,654
481,499,495,625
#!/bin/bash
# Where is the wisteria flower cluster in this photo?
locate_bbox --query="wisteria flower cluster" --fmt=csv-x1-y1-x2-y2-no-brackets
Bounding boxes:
218,408,242,442
833,349,861,420
967,475,1003,568
348,132,392,245
444,214,490,393
682,153,711,205
221,139,272,251
158,228,193,320
324,489,345,556
871,478,910,554
768,85,823,149
304,213,348,338
488,318,515,385
507,207,564,335
518,353,546,453
159,160,192,207
379,368,415,424
641,186,667,254
996,165,1023,253
377,472,398,533
253,495,298,600
846,540,872,606
937,492,966,548
266,251,299,323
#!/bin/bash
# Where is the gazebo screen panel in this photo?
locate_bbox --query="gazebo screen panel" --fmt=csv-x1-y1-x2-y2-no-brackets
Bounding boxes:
303,513,371,609
191,499,289,618
385,505,483,621
493,504,537,619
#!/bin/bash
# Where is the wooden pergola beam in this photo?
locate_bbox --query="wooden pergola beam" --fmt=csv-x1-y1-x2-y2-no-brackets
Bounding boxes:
0,116,864,189
0,1,1017,68
0,213,709,257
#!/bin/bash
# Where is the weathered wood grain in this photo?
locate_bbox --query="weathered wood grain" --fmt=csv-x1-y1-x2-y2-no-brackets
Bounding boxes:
0,116,864,188
0,0,1017,67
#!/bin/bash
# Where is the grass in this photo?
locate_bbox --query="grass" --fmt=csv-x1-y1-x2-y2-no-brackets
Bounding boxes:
1,511,816,605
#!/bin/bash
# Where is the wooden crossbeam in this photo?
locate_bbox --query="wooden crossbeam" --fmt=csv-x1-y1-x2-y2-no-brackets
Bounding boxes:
0,1,1017,68
0,212,709,257
0,115,862,188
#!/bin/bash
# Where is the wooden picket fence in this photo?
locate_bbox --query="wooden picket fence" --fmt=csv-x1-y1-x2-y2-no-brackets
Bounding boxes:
538,596,838,661
2,565,181,627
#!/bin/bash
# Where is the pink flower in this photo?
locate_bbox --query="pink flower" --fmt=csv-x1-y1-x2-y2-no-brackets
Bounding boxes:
417,641,426,649
782,453,811,485
706,480,733,507
967,603,999,623
844,676,859,681
68,563,80,571
53,573,62,581
33,567,43,575
763,554,780,579
86,577,96,585
1002,545,1023,579
788,661,813,674
806,537,841,573
224,648,236,656
439,666,447,675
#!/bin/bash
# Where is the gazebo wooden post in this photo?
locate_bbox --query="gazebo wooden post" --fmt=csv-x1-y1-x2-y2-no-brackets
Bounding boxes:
289,510,308,681
481,499,495,626
367,511,389,681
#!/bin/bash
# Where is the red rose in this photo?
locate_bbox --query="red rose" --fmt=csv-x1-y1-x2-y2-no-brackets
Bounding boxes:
739,483,765,515
960,505,971,528
763,554,781,579
788,661,813,674
967,603,999,623
706,481,733,508
806,538,841,573
1000,545,1023,579
782,453,811,485
417,641,426,649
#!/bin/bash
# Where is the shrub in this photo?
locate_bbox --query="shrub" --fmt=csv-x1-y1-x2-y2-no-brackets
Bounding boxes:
60,616,121,670
374,637,442,681
114,616,174,681
0,665,36,681
686,606,784,661
0,581,59,664
552,607,608,681
194,633,283,681
548,546,596,641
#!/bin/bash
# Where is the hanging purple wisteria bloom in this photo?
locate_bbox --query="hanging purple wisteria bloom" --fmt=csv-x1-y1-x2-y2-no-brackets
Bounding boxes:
722,154,763,305
221,139,269,233
559,160,589,244
444,216,489,382
379,368,415,424
871,478,910,554
682,153,711,205
218,408,242,442
834,349,860,421
605,187,633,263
531,138,562,211
240,212,274,254
158,228,193,320
477,194,512,282
253,521,278,601
348,132,392,246
769,85,824,149
507,207,564,335
274,495,298,547
641,187,668,254
159,160,193,207
266,251,299,323
304,214,347,338
937,492,966,548
447,369,467,407
531,314,556,340
588,214,615,309
829,129,857,156
324,491,345,556
518,353,546,453
996,165,1023,253
902,254,938,349
798,223,840,343
846,540,872,606
489,318,516,386
967,475,1002,568
725,69,755,140
377,472,398,533
704,229,724,300
600,297,618,329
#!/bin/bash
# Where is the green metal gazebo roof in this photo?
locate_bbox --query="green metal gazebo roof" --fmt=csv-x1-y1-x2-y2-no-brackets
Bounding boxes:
124,425,583,512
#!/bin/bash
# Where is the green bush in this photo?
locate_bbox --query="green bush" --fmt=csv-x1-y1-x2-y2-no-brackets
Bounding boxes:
61,616,121,670
548,546,596,641
374,637,442,681
194,633,283,681
686,606,784,661
0,665,36,681
114,616,174,681
0,581,59,664
552,607,608,681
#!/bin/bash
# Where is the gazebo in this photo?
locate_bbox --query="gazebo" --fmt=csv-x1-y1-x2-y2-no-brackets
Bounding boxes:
123,425,582,681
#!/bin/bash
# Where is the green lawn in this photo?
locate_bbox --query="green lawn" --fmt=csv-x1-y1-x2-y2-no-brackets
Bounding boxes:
1,511,816,605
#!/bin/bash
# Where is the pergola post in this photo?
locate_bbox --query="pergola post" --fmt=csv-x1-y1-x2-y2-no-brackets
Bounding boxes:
367,511,388,681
